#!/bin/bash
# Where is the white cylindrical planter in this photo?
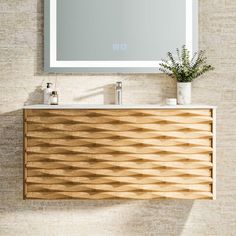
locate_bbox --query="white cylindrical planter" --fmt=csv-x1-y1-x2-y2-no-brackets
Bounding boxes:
177,82,191,105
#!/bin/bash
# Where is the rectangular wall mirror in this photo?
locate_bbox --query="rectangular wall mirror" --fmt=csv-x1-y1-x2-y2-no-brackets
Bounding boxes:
44,0,198,73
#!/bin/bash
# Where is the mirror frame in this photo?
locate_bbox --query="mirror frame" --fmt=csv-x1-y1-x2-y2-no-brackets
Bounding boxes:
44,0,198,73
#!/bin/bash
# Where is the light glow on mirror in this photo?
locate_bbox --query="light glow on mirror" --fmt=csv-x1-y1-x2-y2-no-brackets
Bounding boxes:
48,0,195,70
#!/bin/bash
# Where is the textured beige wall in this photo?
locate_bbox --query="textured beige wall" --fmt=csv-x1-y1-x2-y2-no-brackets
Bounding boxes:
0,0,236,235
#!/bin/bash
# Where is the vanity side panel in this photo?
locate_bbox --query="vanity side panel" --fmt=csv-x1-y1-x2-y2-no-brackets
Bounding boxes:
23,109,27,199
212,108,216,200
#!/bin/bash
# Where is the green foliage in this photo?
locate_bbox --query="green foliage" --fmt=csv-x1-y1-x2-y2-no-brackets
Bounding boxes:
159,45,214,82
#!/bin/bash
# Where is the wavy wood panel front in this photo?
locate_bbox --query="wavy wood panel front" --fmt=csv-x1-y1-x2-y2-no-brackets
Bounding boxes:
27,153,212,162
24,109,215,200
26,131,213,139
27,138,211,147
27,176,213,184
26,191,213,200
26,116,213,125
27,184,211,193
26,109,212,117
26,161,213,170
27,168,211,177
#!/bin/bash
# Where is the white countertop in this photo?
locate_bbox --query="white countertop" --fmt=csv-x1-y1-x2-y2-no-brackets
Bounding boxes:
23,104,217,109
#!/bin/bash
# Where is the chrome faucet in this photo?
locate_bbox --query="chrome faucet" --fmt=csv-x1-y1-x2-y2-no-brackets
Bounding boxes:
115,81,122,105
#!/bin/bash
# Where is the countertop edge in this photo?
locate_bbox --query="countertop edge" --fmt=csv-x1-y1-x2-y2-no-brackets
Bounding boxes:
23,104,217,109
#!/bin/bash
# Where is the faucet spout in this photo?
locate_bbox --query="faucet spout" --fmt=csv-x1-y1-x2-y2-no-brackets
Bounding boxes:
115,82,122,105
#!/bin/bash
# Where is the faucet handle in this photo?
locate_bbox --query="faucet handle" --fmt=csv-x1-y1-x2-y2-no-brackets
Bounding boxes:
116,81,122,89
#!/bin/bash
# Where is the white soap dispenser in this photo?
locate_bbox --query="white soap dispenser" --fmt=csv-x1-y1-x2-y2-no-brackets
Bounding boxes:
44,83,53,105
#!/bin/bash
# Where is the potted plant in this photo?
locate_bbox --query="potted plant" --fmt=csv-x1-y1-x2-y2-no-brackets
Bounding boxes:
159,45,214,105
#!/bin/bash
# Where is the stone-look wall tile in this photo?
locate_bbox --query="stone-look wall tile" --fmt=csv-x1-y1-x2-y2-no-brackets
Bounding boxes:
0,0,236,235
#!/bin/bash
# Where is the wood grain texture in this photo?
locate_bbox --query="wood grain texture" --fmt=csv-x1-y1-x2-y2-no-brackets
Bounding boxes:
24,109,215,200
27,168,211,177
26,146,213,154
26,161,213,169
27,123,212,131
26,115,213,124
26,176,213,184
27,153,212,162
26,131,213,139
26,109,212,117
27,138,211,147
26,191,213,200
27,183,211,192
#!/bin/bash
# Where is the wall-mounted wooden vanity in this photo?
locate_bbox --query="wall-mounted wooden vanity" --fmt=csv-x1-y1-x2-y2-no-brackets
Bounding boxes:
23,105,216,200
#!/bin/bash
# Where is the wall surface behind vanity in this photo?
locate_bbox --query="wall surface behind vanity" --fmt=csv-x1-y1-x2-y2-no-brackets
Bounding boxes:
0,0,236,235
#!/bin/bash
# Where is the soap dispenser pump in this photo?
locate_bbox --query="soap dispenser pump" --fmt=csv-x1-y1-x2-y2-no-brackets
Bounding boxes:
44,83,53,105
